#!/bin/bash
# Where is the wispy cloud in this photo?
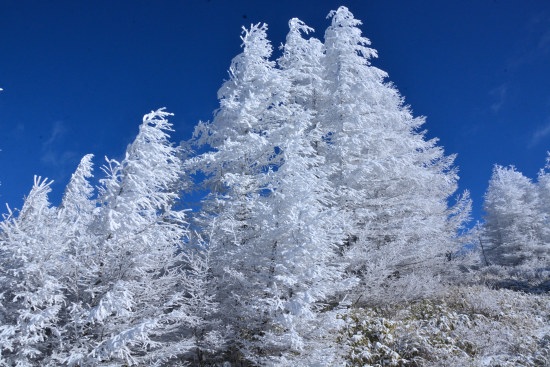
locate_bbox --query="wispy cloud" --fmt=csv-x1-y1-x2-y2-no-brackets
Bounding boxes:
529,11,550,52
489,84,508,113
529,120,550,147
508,12,550,69
42,120,66,150
40,120,77,174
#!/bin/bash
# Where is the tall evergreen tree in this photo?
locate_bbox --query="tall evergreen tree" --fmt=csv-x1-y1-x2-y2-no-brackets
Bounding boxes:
245,18,354,364
0,177,65,366
320,6,470,299
484,164,547,267
0,109,215,366
190,21,354,364
68,109,211,366
537,153,550,249
190,23,290,362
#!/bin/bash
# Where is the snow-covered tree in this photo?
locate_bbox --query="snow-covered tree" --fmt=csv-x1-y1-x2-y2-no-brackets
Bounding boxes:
190,24,287,290
187,8,474,363
190,22,295,362
60,109,212,366
537,153,550,248
483,165,544,267
0,176,66,366
0,109,216,366
189,21,355,364
482,162,549,269
319,6,470,299
242,19,356,364
278,18,326,111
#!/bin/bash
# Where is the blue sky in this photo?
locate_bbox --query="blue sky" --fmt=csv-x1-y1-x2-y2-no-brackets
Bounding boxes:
1,0,549,222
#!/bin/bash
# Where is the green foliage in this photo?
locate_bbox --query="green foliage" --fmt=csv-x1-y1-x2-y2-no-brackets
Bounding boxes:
339,309,408,366
339,286,550,367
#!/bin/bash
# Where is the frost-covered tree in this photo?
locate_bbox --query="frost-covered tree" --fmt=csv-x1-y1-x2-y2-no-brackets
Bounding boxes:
0,109,216,366
243,19,355,364
61,109,214,366
190,25,288,355
56,154,99,316
0,176,66,366
537,153,550,248
278,18,326,112
188,8,473,363
319,6,470,299
191,23,287,270
190,21,354,364
190,22,299,362
483,165,544,267
483,163,549,268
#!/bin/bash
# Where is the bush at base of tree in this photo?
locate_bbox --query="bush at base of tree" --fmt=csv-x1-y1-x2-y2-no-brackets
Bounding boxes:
338,286,550,367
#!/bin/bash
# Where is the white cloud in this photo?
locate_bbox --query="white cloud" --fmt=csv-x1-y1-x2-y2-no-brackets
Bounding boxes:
42,120,66,149
489,84,508,113
506,12,550,71
529,120,550,147
40,120,76,173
